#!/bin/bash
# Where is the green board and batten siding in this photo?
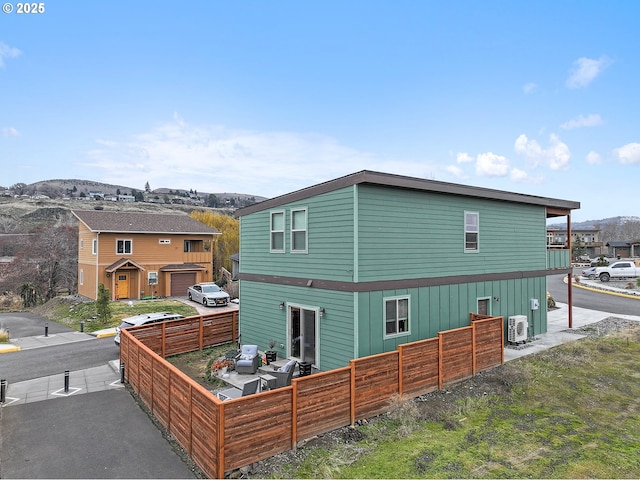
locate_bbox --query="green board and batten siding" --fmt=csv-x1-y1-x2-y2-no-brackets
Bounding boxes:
239,186,356,280
238,174,570,369
356,184,548,280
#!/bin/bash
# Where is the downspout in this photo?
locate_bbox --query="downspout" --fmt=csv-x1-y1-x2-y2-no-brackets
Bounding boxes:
353,185,359,360
95,232,100,300
567,214,573,328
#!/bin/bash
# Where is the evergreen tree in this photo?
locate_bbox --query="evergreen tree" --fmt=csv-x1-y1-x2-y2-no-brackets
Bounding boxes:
96,284,112,324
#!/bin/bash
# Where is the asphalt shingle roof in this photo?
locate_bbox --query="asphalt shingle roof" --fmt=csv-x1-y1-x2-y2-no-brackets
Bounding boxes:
72,210,220,235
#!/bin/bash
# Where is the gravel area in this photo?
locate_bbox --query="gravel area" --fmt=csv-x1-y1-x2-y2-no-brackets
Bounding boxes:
564,315,640,337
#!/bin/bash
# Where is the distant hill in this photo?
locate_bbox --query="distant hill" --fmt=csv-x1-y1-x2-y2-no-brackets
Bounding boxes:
2,179,267,204
547,216,640,230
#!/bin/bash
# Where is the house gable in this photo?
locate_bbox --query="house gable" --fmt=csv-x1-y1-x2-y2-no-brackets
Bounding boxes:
73,210,218,300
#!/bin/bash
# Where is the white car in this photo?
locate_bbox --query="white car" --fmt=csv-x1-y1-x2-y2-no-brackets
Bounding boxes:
114,312,184,346
187,282,230,307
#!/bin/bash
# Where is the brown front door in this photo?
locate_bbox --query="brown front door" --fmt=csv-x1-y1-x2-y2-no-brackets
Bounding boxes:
116,274,129,299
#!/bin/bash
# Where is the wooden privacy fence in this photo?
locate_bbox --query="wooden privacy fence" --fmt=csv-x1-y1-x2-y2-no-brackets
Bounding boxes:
120,312,503,478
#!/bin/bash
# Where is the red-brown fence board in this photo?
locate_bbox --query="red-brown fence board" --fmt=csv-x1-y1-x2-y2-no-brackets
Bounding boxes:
399,338,440,398
352,352,400,419
295,369,352,439
138,350,154,406
190,386,220,477
439,327,474,387
151,358,171,429
168,373,192,451
223,390,294,471
121,310,504,478
473,317,504,371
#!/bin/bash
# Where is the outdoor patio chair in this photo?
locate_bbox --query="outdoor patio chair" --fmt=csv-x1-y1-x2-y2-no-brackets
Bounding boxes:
270,358,297,388
216,378,260,401
235,344,259,374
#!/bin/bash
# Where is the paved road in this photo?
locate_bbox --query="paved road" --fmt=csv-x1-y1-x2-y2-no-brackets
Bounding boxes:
547,272,640,316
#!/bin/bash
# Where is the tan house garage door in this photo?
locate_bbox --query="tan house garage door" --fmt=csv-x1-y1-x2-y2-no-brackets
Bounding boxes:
171,272,196,296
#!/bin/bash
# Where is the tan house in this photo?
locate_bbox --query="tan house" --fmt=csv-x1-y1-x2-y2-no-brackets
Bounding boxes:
73,210,220,300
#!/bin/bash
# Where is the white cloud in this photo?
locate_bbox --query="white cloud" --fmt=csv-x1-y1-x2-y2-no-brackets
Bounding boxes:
612,143,640,165
475,152,510,177
82,116,383,197
446,164,466,178
560,114,603,130
522,82,538,95
514,133,570,170
1,127,20,137
566,56,611,89
509,168,529,182
0,42,21,68
585,151,601,165
456,152,473,163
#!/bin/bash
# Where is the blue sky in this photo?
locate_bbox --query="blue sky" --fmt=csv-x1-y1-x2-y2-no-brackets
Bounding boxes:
1,1,638,222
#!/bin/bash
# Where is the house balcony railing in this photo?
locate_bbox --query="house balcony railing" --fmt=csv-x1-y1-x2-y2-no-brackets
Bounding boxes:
547,247,570,270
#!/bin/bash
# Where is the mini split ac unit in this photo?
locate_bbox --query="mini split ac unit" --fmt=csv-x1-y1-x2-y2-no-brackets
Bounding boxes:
508,315,528,343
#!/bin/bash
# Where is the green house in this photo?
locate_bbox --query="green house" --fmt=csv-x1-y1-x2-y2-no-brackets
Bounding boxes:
235,171,580,372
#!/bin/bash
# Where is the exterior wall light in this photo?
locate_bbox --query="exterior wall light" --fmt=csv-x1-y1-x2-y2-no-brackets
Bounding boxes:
279,302,285,310
319,307,325,318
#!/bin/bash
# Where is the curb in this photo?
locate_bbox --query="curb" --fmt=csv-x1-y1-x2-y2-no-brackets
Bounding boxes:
567,274,640,300
0,343,21,354
572,281,640,300
90,328,117,338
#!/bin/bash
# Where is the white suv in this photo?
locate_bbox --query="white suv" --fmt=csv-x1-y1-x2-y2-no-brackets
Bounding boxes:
114,312,183,346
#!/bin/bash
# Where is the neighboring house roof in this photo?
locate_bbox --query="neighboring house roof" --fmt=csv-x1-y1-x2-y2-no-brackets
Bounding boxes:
235,170,580,217
106,258,146,272
72,210,220,235
606,241,640,247
159,263,207,271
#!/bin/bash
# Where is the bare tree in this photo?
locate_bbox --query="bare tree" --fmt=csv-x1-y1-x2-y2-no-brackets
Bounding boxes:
1,225,77,300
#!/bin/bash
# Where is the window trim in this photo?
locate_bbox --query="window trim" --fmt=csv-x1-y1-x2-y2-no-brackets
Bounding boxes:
270,210,285,253
464,211,479,253
148,271,158,285
383,295,410,339
92,238,97,255
116,239,133,255
290,207,308,254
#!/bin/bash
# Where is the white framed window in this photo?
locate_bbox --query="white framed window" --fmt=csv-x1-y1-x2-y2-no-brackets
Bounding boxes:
291,208,308,253
270,211,285,253
79,269,84,285
148,271,158,285
159,239,171,244
384,296,410,337
80,239,84,250
116,239,133,255
464,211,479,252
92,238,97,255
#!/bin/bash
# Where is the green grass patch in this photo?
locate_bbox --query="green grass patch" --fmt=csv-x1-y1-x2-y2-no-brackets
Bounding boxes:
39,298,199,332
279,328,640,478
0,327,9,343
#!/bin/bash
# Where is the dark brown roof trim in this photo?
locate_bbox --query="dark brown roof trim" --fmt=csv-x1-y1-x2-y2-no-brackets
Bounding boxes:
238,268,568,292
235,170,580,217
159,263,207,272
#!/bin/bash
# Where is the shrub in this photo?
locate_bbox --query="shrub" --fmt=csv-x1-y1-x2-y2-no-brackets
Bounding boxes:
546,291,556,309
